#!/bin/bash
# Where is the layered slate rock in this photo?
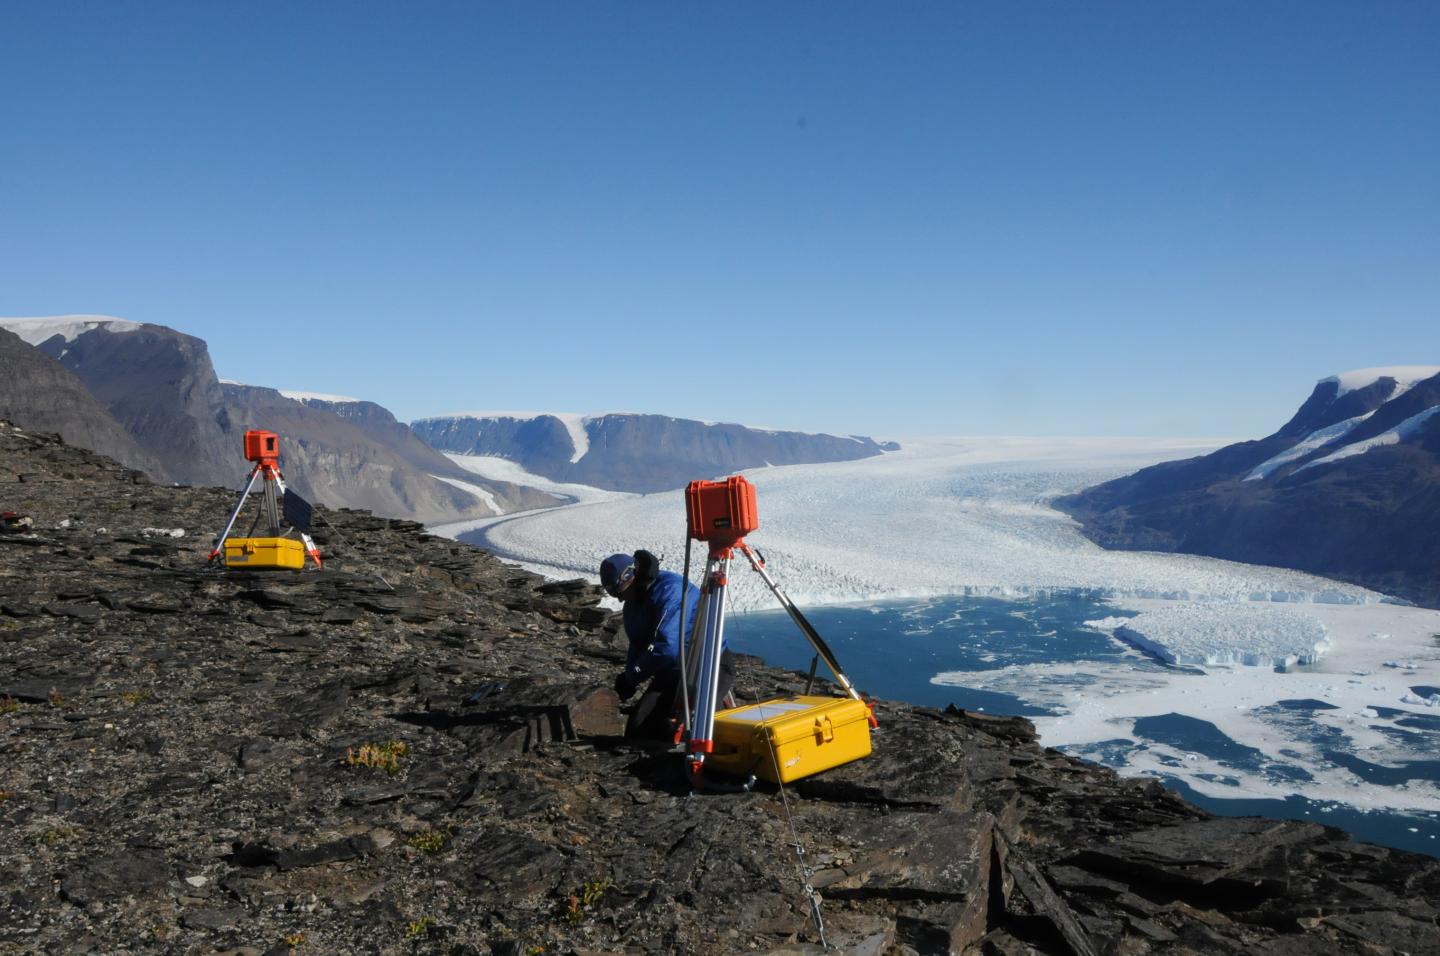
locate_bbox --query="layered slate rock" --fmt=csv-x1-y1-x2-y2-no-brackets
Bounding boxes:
0,421,1436,955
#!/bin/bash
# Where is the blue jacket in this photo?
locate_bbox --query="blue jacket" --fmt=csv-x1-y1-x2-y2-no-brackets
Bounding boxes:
622,569,702,684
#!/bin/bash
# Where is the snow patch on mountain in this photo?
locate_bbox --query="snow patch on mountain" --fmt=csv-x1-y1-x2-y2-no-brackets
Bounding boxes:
279,389,362,404
1244,414,1373,481
430,474,500,515
1325,366,1440,399
1296,405,1440,474
0,315,143,345
554,414,590,463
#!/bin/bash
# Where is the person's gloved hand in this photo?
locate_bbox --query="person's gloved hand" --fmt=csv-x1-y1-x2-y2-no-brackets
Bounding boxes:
614,671,638,701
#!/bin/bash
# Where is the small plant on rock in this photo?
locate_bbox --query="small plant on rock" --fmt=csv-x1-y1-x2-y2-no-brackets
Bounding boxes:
563,877,613,925
405,916,432,939
39,825,80,845
344,741,409,775
283,931,306,949
46,690,66,709
0,696,18,714
120,690,152,706
407,827,449,853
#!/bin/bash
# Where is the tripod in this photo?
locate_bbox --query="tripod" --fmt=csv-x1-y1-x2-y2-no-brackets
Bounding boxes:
208,430,323,569
680,477,873,788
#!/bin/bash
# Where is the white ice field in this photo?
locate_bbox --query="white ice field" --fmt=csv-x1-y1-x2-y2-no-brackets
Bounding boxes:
432,438,1440,816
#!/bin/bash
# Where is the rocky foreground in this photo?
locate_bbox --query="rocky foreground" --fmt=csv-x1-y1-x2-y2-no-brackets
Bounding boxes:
1,421,1437,956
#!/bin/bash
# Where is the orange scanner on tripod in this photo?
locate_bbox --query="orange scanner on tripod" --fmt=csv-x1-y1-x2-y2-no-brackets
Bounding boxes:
686,476,759,554
243,430,280,466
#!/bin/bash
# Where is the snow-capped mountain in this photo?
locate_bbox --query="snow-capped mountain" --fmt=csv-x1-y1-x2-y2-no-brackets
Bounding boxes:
1057,366,1440,607
410,411,897,493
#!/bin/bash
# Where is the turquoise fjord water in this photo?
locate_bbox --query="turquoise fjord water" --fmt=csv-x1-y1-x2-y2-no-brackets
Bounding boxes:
722,594,1440,858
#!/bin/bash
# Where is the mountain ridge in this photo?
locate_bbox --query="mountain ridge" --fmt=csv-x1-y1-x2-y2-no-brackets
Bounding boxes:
0,317,541,524
413,411,898,494
1057,367,1440,608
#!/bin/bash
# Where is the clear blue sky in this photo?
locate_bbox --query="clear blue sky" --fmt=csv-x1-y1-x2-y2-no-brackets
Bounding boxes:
2,2,1436,439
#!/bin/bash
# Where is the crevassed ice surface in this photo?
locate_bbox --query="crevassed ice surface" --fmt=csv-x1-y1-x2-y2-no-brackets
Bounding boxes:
440,437,1440,816
462,438,1377,610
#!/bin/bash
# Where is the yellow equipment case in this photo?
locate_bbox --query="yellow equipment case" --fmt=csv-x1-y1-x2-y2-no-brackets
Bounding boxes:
708,695,872,784
223,536,305,570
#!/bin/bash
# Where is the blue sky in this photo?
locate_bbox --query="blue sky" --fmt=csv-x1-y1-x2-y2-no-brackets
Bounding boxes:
2,2,1436,439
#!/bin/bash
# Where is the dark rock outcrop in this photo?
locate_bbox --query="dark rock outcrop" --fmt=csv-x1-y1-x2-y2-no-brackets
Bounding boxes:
1058,369,1440,608
1,421,1435,954
412,412,894,493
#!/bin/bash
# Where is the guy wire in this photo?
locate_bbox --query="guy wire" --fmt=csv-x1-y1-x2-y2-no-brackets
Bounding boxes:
759,701,829,950
312,509,395,591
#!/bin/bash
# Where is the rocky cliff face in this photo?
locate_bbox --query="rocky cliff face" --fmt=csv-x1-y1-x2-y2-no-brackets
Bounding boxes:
0,327,167,481
283,394,556,515
412,412,896,493
1057,368,1440,608
23,319,237,488
2,421,1435,955
220,385,553,526
0,317,549,525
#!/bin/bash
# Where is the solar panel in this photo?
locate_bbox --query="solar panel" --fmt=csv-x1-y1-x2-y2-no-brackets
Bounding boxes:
283,488,314,532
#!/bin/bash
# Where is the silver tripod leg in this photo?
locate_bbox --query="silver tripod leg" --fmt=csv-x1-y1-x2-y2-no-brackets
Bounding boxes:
678,581,712,738
209,466,261,560
687,555,731,784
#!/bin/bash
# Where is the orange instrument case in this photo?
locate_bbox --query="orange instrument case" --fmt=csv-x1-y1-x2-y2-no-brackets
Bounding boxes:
686,476,759,549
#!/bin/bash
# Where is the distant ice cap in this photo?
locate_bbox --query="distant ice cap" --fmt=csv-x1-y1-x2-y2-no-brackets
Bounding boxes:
0,315,143,346
1322,366,1440,399
279,389,362,404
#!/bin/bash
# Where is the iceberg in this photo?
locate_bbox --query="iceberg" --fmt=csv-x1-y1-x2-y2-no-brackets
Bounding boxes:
1115,604,1330,668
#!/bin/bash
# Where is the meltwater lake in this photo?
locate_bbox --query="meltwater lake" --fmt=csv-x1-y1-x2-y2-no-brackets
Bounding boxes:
724,594,1440,858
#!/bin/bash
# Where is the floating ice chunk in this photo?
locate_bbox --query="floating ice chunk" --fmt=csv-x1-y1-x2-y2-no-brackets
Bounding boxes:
1115,604,1330,669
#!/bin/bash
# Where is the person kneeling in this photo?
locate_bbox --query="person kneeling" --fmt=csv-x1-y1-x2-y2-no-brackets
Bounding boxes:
599,550,734,740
